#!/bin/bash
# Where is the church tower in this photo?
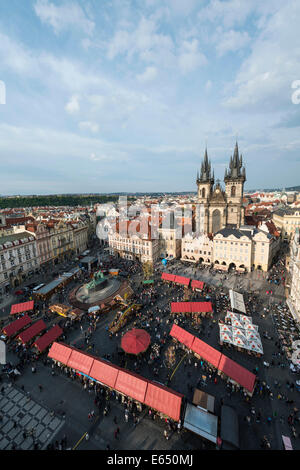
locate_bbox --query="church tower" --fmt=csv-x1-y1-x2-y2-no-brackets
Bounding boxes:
196,149,214,233
224,142,246,227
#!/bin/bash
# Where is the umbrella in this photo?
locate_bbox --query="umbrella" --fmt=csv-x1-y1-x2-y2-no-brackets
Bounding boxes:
121,328,151,355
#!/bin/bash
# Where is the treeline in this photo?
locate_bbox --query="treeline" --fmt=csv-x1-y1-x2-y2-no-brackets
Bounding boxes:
0,194,120,209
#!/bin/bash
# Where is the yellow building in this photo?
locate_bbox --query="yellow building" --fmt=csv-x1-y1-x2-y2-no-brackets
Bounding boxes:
272,208,300,241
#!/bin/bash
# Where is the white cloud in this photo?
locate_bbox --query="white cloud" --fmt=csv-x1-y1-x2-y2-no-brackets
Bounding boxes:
178,39,207,74
215,29,250,56
79,121,99,133
65,95,80,114
136,66,157,82
223,0,300,112
34,0,95,35
205,80,212,92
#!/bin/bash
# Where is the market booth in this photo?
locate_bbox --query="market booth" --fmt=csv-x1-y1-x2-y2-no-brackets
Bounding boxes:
144,382,183,422
170,324,195,349
191,337,222,370
10,301,34,316
218,355,256,397
2,314,32,340
33,324,63,354
192,389,215,413
171,302,213,317
34,267,81,300
17,319,46,345
220,405,239,450
191,280,204,292
161,272,176,283
183,402,218,444
48,342,184,422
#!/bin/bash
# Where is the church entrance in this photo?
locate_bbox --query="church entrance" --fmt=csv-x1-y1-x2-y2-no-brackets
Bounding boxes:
212,209,221,233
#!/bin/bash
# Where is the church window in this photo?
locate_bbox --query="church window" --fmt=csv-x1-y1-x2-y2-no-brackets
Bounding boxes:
202,188,205,198
231,186,236,197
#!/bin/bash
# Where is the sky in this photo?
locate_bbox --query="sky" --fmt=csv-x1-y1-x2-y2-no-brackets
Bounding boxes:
0,0,300,195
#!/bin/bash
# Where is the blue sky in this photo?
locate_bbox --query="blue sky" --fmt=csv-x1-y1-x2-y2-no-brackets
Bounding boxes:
0,0,300,195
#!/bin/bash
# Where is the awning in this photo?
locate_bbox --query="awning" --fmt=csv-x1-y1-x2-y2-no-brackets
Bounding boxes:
190,302,213,313
192,389,215,413
169,324,195,349
183,403,218,444
218,355,256,394
114,370,148,403
161,272,176,282
48,341,73,365
17,320,47,344
171,302,213,314
221,405,239,449
174,275,190,286
121,329,151,355
10,301,34,315
229,289,246,314
144,382,183,422
67,349,94,376
2,314,32,337
191,337,221,368
89,359,120,388
191,280,204,290
33,325,63,353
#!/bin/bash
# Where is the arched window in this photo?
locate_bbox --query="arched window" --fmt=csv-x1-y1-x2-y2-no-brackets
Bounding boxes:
231,186,236,197
202,188,205,198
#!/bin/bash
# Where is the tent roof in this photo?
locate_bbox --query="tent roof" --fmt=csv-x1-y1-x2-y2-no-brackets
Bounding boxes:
10,301,34,315
191,280,204,290
229,289,246,314
48,341,73,365
161,272,176,282
171,302,191,313
121,329,151,355
220,405,239,449
144,382,183,421
191,302,213,313
171,302,213,314
218,355,256,393
191,337,222,368
17,319,46,344
2,314,31,337
67,349,94,376
183,403,218,444
89,359,120,388
114,370,148,403
33,325,63,353
174,275,190,286
170,324,195,349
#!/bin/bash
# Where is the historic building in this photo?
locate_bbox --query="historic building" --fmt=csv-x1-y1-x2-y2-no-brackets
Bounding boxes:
0,231,39,294
196,143,246,234
272,208,300,241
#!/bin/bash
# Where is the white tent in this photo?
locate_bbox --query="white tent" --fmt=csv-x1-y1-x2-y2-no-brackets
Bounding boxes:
232,328,247,340
219,323,231,332
229,290,246,314
232,319,244,329
248,340,263,354
245,330,260,341
232,335,247,348
241,315,252,324
220,331,233,343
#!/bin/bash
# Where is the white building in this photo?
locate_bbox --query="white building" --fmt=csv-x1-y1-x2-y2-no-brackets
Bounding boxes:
181,233,213,264
0,231,40,294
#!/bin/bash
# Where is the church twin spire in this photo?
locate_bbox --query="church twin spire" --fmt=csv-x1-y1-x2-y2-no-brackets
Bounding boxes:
197,142,246,184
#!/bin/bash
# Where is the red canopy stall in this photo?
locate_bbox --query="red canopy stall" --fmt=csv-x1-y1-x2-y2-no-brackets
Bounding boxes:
89,359,120,388
48,341,73,365
191,337,222,369
218,355,256,395
67,349,94,376
10,301,34,316
170,324,195,349
33,325,63,353
17,319,46,345
144,382,183,422
161,272,176,282
2,314,32,338
114,370,148,403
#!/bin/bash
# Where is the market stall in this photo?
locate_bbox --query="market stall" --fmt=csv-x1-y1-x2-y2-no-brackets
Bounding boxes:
10,301,34,316
17,319,47,345
33,325,63,354
121,329,151,355
183,403,218,444
2,315,32,339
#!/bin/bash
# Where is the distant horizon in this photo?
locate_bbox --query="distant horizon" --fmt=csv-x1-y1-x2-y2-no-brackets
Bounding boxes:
1,1,300,193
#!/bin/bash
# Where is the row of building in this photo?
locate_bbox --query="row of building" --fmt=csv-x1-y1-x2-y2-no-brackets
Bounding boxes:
0,209,96,294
